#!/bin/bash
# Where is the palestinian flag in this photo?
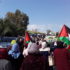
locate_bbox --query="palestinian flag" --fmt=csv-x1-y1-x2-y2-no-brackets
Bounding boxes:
24,31,31,45
58,25,70,45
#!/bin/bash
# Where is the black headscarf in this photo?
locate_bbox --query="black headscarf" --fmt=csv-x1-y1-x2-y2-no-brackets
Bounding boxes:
56,41,65,48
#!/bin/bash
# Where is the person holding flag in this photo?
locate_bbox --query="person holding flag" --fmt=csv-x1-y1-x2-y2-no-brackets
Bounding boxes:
23,31,31,57
24,31,31,48
53,25,70,70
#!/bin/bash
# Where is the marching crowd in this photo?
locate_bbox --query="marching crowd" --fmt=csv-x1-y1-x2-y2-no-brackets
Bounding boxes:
0,33,70,70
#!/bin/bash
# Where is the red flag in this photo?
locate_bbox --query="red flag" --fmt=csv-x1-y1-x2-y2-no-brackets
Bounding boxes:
24,31,31,45
58,25,68,37
58,25,70,46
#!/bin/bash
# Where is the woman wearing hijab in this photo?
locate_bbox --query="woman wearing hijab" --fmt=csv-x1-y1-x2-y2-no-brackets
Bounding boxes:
20,39,49,70
53,41,70,70
8,37,24,70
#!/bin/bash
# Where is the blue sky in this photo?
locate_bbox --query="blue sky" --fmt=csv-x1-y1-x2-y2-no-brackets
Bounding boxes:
0,0,70,32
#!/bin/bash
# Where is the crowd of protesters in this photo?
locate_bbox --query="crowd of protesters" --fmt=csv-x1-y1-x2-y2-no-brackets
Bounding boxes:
0,34,70,70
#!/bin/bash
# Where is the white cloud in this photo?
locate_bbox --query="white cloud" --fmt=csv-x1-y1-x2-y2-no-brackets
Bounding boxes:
28,22,70,32
27,24,62,33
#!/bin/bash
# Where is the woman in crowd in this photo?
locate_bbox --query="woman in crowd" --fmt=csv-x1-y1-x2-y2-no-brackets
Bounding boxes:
8,37,24,70
21,38,49,70
23,38,39,57
53,41,70,70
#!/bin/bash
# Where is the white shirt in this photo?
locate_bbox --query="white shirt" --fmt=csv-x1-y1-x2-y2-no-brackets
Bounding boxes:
41,42,47,49
23,42,32,57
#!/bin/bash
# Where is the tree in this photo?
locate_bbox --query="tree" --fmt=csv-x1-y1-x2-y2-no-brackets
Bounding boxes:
46,29,51,35
56,32,59,37
5,9,29,28
0,19,4,36
2,19,17,36
0,9,29,36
